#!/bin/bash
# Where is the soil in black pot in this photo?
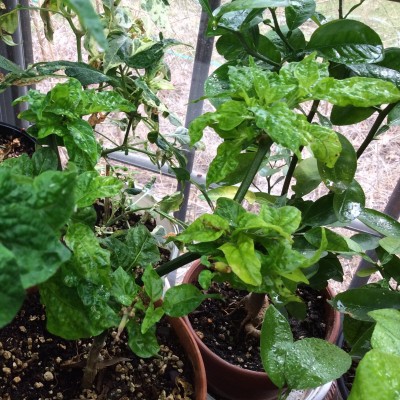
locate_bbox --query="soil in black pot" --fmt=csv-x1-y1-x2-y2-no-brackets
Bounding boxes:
0,292,195,400
189,283,327,372
0,128,35,161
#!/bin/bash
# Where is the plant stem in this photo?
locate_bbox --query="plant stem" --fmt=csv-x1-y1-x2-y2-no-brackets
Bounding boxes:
339,0,344,18
280,100,320,196
234,135,273,204
154,251,201,278
269,8,295,53
82,330,108,388
356,102,397,159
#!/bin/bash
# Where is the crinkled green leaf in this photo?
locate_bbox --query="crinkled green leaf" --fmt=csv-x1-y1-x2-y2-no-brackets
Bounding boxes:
220,233,262,285
260,204,301,235
75,171,123,208
285,338,351,389
176,214,230,243
103,34,130,72
0,245,25,328
163,284,210,317
143,265,164,302
261,305,294,389
111,267,139,306
348,350,400,400
127,320,159,358
330,287,400,321
312,77,400,107
307,19,383,64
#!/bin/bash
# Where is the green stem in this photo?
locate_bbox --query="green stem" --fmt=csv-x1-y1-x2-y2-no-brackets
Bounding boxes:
234,135,273,204
269,8,295,53
154,251,201,277
357,102,397,159
339,0,344,18
280,100,320,196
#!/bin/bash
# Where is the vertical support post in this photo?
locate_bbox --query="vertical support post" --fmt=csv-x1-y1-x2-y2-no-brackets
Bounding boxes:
174,0,221,223
0,0,33,127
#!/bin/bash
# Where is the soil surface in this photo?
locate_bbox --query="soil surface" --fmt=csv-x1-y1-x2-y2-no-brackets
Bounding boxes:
0,293,195,400
189,283,327,372
0,128,35,161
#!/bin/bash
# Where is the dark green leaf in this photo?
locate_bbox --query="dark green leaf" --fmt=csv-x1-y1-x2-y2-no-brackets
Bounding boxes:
285,339,351,389
350,233,380,251
127,321,159,358
0,54,23,73
0,245,25,328
292,158,321,197
307,19,383,64
260,305,294,388
32,147,59,175
307,254,343,289
333,180,365,223
318,133,356,194
343,315,374,347
141,305,164,334
163,284,209,317
349,325,374,358
111,267,139,306
285,0,316,30
302,194,338,227
377,47,400,72
330,105,376,126
65,0,107,49
330,287,400,321
348,64,400,89
126,225,160,268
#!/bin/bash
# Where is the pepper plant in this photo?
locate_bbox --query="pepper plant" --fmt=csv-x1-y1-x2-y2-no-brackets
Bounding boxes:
155,0,400,396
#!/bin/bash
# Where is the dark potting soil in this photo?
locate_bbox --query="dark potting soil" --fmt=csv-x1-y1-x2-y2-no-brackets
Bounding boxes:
0,129,35,161
189,283,327,372
0,292,195,400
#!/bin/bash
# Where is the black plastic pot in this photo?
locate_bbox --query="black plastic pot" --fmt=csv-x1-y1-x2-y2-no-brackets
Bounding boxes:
0,121,35,160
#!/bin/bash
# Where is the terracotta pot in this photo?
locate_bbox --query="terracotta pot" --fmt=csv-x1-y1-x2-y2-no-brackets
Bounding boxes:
168,315,208,400
183,260,342,400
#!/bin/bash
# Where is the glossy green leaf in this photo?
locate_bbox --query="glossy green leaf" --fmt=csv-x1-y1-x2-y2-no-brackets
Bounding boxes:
350,233,380,251
312,77,400,107
292,158,322,197
348,64,400,89
127,321,160,358
143,265,164,302
0,54,23,73
377,47,400,72
215,197,247,225
285,338,351,389
369,309,400,356
204,64,231,109
75,172,123,208
305,228,355,253
285,0,316,30
0,245,25,328
302,194,338,227
176,214,230,243
358,208,400,237
260,305,294,389
163,284,209,317
65,0,107,49
333,180,365,223
348,350,400,400
330,105,376,126
379,237,400,255
307,19,383,64
349,325,374,358
343,315,374,348
381,254,400,282
141,304,165,334
111,267,139,306
330,287,400,321
220,233,262,286
318,133,356,194
307,254,343,289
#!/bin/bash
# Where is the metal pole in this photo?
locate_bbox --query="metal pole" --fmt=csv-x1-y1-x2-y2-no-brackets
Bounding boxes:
174,0,221,223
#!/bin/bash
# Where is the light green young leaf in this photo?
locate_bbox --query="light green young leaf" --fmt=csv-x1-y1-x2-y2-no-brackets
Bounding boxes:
143,265,164,302
379,236,400,255
285,338,351,389
369,309,400,356
261,305,294,389
260,204,302,235
176,214,230,243
141,304,165,334
348,350,400,400
206,186,256,204
127,321,160,358
163,284,210,317
111,267,139,306
219,233,262,286
75,172,123,208
215,100,252,130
